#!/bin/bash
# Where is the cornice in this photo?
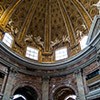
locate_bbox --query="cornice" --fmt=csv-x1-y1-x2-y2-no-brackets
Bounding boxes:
0,52,96,77
87,15,100,44
0,29,99,76
0,41,96,70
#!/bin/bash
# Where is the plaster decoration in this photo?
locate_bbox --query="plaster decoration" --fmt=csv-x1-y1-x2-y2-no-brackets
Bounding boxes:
78,0,98,19
50,38,61,48
75,22,88,41
6,19,19,36
14,28,19,35
81,23,87,30
62,35,70,43
93,0,100,14
34,36,44,48
8,19,13,26
24,34,33,43
13,44,23,56
10,67,19,77
10,25,18,35
76,30,83,39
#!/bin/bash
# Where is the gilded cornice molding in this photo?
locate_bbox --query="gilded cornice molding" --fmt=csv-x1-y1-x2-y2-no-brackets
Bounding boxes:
0,41,96,70
0,49,96,77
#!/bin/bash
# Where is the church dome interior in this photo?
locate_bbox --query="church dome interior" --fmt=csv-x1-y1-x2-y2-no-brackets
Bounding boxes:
0,0,100,100
0,0,99,63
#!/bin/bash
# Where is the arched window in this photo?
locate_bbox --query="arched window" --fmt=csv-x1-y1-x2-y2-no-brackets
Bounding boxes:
26,47,39,60
80,36,88,50
2,33,13,48
55,47,68,60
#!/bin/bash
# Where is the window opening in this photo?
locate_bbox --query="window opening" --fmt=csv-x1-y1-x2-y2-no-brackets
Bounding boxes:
26,47,39,60
55,47,68,60
2,33,13,48
80,36,88,50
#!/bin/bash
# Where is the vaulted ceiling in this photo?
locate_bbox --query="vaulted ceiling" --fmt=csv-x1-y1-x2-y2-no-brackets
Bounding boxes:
0,0,99,63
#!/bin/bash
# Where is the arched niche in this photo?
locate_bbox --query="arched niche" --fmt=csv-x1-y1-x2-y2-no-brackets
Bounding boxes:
12,86,39,100
52,85,76,100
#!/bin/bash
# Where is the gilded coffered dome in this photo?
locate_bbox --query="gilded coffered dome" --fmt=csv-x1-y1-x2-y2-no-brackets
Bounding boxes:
0,0,99,63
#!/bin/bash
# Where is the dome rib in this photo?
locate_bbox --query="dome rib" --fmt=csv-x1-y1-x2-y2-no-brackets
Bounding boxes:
0,0,22,28
17,0,39,44
57,0,77,47
71,0,92,29
44,0,51,52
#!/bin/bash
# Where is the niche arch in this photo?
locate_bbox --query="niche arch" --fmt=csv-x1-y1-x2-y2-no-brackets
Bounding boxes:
50,84,77,100
11,82,40,100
